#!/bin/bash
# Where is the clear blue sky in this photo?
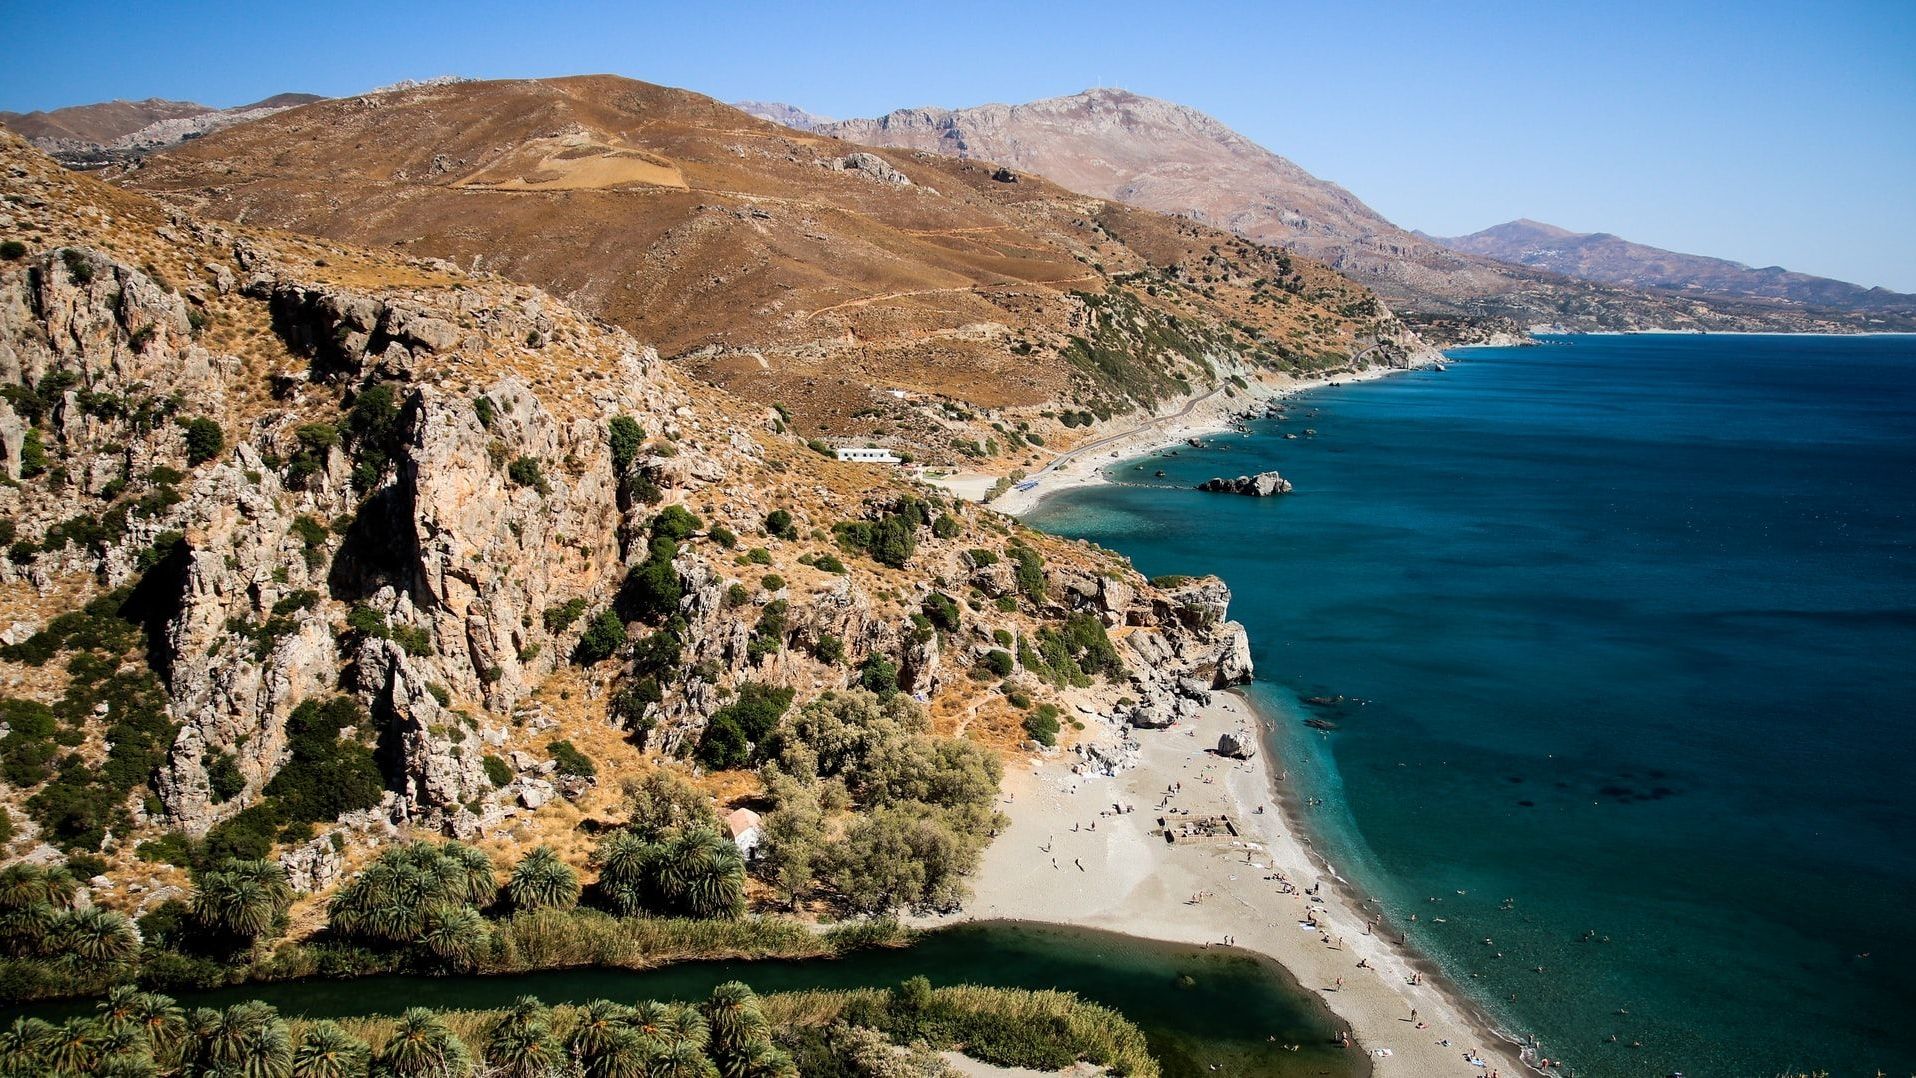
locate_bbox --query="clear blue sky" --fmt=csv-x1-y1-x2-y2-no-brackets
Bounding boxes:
5,0,1913,291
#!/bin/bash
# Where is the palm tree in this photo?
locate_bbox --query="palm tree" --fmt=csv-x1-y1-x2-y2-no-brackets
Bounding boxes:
565,999,629,1064
651,826,744,919
701,982,768,1067
0,1017,51,1073
627,999,671,1042
505,846,579,911
193,859,295,944
201,1001,292,1078
481,1017,561,1078
441,842,499,907
591,829,652,915
54,905,140,968
649,1040,718,1078
373,1008,471,1078
128,990,188,1067
0,863,79,960
34,1016,105,1074
655,1006,709,1058
290,1020,370,1078
579,1025,651,1078
417,901,489,969
723,1040,798,1078
0,862,77,910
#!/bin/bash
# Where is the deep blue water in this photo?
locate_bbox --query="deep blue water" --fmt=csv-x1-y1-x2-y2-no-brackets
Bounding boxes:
1027,335,1916,1078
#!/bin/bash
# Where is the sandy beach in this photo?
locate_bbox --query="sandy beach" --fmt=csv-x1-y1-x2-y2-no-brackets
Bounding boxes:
975,356,1440,518
924,350,1534,1075
929,691,1531,1077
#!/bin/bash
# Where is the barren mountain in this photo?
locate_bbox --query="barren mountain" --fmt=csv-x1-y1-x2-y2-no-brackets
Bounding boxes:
818,89,1913,336
118,75,1420,464
1429,218,1916,316
1,92,326,170
0,126,1250,947
733,99,832,131
0,96,212,144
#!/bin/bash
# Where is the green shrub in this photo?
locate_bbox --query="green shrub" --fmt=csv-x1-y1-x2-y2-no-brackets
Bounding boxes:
650,505,702,541
17,429,47,478
764,509,797,539
982,649,1014,677
858,654,900,699
472,395,497,429
483,754,513,788
61,249,93,285
548,739,596,780
811,633,845,666
696,682,796,770
812,554,846,574
206,751,246,803
1010,544,1046,601
507,456,548,493
708,524,737,549
760,573,784,592
542,597,588,633
0,240,26,261
573,610,627,665
180,417,224,465
1023,703,1061,747
607,416,646,473
921,592,960,633
932,513,962,540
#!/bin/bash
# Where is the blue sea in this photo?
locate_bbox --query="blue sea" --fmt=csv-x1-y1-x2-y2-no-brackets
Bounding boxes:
1026,334,1916,1078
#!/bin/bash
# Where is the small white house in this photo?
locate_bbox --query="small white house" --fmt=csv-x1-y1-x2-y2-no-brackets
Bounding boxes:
725,807,763,858
833,446,902,464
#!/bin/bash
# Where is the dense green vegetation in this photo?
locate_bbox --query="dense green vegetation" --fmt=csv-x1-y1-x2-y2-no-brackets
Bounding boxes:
757,691,1003,914
0,588,175,855
0,976,1156,1078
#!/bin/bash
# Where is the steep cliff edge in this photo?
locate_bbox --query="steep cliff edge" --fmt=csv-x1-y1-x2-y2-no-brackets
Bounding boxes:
0,132,1249,927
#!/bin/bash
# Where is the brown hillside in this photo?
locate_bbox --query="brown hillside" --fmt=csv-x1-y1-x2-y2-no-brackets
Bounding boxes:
118,75,1414,462
822,88,1913,337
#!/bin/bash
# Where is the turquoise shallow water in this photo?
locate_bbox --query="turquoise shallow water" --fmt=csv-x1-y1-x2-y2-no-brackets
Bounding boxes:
1028,335,1916,1078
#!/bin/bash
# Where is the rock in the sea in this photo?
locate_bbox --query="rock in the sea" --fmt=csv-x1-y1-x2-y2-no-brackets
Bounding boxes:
1218,730,1256,759
1197,471,1293,497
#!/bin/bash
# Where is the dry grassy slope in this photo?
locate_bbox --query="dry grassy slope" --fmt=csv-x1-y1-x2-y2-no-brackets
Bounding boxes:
113,75,1402,460
0,132,1241,916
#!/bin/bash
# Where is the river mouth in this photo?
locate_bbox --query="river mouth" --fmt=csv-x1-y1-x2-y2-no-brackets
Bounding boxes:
2,920,1363,1078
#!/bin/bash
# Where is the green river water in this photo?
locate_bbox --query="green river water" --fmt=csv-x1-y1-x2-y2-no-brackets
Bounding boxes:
4,921,1362,1077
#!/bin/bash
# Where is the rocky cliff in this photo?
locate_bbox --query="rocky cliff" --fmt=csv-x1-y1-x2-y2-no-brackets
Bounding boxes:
0,131,1250,910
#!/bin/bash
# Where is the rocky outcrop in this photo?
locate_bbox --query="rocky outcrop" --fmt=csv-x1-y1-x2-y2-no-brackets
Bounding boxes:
830,152,911,186
1217,730,1255,759
1197,471,1292,497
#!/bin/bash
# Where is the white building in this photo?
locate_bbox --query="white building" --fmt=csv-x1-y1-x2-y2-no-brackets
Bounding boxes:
725,807,763,857
833,446,902,464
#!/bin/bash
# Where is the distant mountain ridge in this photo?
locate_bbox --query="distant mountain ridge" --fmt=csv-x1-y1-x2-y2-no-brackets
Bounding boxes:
0,93,326,169
1426,218,1916,315
808,88,1913,335
733,100,832,131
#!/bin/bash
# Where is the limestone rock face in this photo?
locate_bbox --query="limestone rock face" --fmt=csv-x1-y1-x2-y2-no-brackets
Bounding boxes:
1197,471,1292,497
831,152,912,186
